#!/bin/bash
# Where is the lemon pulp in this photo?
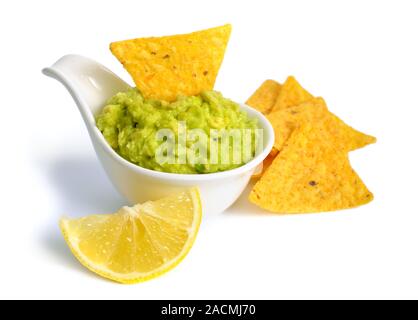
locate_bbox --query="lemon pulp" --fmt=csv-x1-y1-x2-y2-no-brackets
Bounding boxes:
60,188,202,284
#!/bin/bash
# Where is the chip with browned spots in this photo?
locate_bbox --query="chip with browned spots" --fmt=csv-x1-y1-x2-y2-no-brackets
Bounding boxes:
249,124,374,213
110,25,232,101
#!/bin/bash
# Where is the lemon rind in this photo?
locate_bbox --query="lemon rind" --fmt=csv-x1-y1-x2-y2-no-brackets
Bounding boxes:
59,188,202,284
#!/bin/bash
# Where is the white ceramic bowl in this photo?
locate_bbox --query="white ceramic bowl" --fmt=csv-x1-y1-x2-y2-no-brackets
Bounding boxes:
43,55,274,214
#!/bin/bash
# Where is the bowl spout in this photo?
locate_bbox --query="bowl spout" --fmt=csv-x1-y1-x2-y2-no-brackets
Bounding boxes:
42,54,131,129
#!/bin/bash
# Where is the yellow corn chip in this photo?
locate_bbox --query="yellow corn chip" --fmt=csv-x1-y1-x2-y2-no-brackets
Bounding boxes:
271,76,313,112
267,97,377,152
110,25,232,101
249,124,374,213
246,80,282,114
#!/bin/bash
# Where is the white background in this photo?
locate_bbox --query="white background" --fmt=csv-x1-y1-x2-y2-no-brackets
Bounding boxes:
1,0,417,300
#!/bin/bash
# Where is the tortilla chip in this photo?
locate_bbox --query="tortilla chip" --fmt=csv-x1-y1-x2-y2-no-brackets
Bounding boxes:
246,80,282,114
267,97,377,152
249,124,374,213
271,76,313,112
110,25,232,101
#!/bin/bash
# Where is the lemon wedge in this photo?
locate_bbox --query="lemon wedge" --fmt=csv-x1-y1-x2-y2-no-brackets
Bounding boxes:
60,188,202,284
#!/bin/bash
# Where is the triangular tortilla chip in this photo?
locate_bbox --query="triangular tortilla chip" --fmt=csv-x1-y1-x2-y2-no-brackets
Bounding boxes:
246,80,282,114
267,98,377,152
249,124,374,213
110,25,232,101
271,76,313,112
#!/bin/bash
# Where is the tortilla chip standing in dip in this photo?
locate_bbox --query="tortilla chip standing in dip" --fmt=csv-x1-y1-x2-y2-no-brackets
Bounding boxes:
110,24,232,101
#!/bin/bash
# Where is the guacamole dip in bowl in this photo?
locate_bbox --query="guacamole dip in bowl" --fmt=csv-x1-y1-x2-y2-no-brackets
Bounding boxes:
43,55,274,214
97,89,260,174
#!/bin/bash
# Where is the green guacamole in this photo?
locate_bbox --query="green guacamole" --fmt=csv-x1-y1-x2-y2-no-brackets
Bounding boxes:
97,89,259,174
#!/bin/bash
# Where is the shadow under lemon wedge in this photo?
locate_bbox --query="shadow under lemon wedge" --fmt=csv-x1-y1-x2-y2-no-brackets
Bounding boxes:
59,188,202,284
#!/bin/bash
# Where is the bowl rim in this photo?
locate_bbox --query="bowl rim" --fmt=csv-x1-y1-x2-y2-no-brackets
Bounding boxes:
93,102,275,181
